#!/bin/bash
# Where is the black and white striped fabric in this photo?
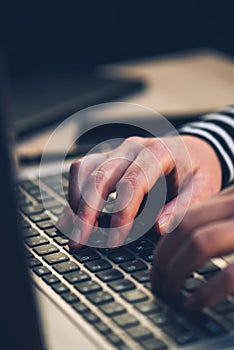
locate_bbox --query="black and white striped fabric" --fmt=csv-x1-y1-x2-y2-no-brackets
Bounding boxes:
178,106,234,188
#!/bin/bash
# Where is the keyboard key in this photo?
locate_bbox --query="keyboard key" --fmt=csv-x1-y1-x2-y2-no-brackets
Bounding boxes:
20,220,32,229
45,228,60,238
64,270,90,284
54,236,69,246
83,312,100,324
34,244,59,256
20,179,36,191
42,274,60,285
119,345,132,350
183,278,203,292
108,249,134,264
75,280,102,294
37,220,55,230
33,266,50,276
113,314,139,328
28,257,42,268
139,250,154,263
44,201,62,209
212,300,234,314
145,282,152,290
121,290,148,304
197,261,220,275
25,236,49,247
51,207,64,216
73,302,90,314
128,239,154,254
74,249,100,263
149,311,171,327
85,259,112,272
96,269,123,282
97,248,113,255
191,313,226,337
120,259,147,273
163,322,198,345
108,279,135,293
53,261,80,274
106,333,123,346
21,205,44,216
132,270,150,283
127,325,153,341
141,338,168,350
62,292,79,304
30,212,50,223
23,228,40,238
135,300,162,315
43,252,69,265
52,283,69,294
24,249,33,258
87,291,113,305
100,302,126,317
95,322,111,335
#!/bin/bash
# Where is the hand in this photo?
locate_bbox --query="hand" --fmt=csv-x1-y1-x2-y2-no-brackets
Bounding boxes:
58,135,222,248
151,185,234,310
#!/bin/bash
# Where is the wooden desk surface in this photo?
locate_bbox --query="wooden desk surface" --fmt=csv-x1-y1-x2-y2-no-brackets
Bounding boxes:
17,49,234,163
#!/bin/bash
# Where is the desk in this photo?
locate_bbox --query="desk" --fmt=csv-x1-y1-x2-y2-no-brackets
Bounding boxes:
16,49,234,171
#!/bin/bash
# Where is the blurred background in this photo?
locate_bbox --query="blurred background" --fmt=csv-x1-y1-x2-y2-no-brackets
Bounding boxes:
3,1,233,77
2,0,234,75
1,0,234,155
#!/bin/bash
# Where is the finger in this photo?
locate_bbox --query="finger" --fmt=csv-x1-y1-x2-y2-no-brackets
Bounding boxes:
152,186,234,290
157,218,234,298
185,263,234,310
56,204,76,235
108,141,174,247
155,170,229,235
70,138,146,246
69,153,107,212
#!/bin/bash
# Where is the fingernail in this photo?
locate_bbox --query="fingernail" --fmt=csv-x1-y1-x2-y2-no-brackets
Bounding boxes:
157,214,172,234
107,229,120,248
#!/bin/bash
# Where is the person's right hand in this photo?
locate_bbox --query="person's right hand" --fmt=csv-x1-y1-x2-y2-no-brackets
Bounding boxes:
57,135,222,248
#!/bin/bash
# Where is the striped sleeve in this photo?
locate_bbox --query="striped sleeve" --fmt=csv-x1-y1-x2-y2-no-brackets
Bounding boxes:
178,106,234,188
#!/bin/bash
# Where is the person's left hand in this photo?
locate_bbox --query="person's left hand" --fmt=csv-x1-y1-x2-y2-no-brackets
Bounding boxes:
151,185,234,310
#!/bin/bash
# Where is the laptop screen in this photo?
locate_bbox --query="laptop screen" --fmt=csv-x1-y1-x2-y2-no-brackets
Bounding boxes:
0,57,44,350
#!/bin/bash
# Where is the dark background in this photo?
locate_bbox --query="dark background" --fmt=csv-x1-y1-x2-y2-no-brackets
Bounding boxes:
2,0,234,78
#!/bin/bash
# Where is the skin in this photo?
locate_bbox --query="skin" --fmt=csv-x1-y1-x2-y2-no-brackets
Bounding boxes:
56,134,234,309
151,185,234,310
57,134,222,249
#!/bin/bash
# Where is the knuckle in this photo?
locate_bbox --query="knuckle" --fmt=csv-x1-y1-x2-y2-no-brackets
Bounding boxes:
149,137,164,151
121,173,139,189
124,136,142,144
90,167,108,189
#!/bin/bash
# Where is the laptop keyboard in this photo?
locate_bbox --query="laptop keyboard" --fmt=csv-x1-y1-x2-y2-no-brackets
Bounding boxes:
17,172,234,349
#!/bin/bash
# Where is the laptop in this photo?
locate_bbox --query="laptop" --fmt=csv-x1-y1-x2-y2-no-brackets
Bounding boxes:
1,61,234,350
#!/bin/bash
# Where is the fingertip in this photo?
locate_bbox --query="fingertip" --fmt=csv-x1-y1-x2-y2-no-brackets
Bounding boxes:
156,214,173,235
68,239,83,250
